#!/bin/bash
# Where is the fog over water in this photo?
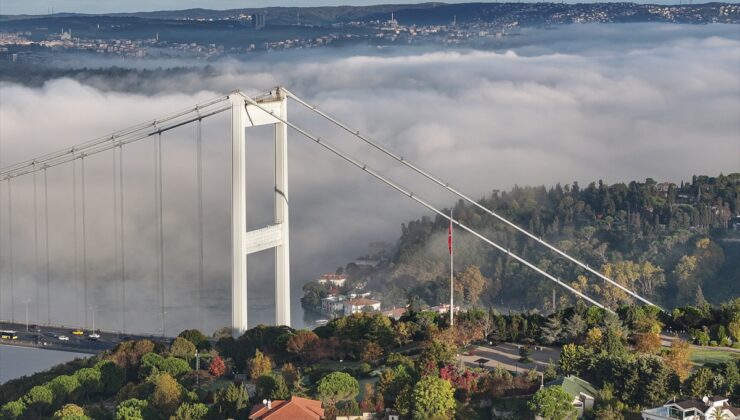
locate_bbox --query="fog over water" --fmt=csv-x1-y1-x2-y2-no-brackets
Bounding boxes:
0,23,738,336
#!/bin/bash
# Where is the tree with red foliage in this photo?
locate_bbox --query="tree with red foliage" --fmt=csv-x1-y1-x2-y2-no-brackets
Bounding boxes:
439,364,480,401
209,355,226,377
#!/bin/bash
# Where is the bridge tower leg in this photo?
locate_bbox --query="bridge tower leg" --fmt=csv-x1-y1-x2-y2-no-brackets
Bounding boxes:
231,88,291,336
231,94,248,335
274,94,291,326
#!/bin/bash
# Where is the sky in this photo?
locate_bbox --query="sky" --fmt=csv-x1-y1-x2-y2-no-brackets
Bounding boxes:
3,0,739,15
0,23,738,335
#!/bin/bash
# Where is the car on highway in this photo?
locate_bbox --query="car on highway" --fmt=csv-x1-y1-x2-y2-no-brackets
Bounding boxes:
58,335,69,341
88,333,101,341
71,329,84,336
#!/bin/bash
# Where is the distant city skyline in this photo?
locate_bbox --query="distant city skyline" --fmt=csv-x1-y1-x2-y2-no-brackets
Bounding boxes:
2,0,738,15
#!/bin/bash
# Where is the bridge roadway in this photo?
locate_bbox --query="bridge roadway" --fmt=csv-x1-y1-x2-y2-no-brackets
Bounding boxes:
0,321,171,355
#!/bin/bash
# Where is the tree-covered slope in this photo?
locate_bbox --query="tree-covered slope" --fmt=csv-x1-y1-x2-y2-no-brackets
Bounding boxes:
374,173,740,311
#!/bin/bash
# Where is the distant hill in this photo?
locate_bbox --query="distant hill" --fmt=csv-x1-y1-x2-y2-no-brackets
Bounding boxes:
343,174,740,312
2,2,738,25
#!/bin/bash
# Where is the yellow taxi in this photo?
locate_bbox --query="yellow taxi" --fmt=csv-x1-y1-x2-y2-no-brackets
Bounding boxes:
71,329,84,336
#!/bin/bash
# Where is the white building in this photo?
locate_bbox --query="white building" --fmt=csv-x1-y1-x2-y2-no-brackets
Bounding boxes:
642,396,739,420
344,298,381,316
317,274,348,288
321,295,345,315
429,303,460,315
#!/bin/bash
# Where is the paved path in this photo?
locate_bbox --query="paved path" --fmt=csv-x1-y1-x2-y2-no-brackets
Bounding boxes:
458,343,560,374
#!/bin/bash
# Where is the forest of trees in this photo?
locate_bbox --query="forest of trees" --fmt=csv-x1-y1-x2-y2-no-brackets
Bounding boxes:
374,173,739,311
2,298,739,419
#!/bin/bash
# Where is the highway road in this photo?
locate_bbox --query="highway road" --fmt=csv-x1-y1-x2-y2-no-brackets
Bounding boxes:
0,321,171,354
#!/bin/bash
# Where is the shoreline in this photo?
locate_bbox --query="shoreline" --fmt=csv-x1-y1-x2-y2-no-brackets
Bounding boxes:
0,341,100,355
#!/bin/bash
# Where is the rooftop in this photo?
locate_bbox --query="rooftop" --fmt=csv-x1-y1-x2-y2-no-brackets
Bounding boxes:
249,396,324,420
346,298,381,307
545,375,597,399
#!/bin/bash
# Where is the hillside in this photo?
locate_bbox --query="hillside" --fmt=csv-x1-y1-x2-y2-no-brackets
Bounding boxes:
340,174,740,312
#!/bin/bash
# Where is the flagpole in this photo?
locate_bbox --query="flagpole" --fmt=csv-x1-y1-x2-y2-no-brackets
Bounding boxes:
449,208,454,327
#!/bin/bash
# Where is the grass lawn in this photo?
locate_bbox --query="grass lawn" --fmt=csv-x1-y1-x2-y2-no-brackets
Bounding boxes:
204,378,233,392
690,348,740,366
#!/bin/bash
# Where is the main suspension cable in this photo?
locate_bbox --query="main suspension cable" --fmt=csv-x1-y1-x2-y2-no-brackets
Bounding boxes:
238,92,611,313
284,89,661,311
0,96,231,180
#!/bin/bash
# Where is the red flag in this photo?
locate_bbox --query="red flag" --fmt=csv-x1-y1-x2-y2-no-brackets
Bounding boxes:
448,217,453,255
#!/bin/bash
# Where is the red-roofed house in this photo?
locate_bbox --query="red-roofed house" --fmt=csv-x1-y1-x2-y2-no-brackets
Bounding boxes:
249,396,325,419
317,274,348,287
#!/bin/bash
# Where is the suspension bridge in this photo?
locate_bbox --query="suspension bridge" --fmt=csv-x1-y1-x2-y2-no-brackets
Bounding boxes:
0,87,662,338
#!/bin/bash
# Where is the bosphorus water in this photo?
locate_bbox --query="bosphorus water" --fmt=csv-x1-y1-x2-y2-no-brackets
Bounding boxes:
0,345,89,384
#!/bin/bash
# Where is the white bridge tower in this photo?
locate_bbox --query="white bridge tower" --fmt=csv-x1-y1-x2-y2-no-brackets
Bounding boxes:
230,88,290,335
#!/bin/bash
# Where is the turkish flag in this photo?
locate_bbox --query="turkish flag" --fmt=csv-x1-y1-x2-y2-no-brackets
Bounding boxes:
448,217,453,255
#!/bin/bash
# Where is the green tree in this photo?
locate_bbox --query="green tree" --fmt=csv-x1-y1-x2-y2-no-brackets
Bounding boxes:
140,352,165,379
75,368,102,399
97,360,125,396
455,265,488,304
214,383,249,418
394,385,413,418
528,386,577,420
173,402,210,420
255,375,277,400
728,321,740,342
411,376,456,420
115,398,149,420
686,368,715,399
178,329,211,351
563,314,587,342
170,337,197,362
248,350,273,381
160,357,192,378
540,316,563,345
317,372,360,405
1,400,26,419
378,364,416,405
48,375,81,404
271,374,291,400
53,403,90,420
417,340,456,374
24,385,54,417
150,373,182,417
301,282,328,307
559,344,584,376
